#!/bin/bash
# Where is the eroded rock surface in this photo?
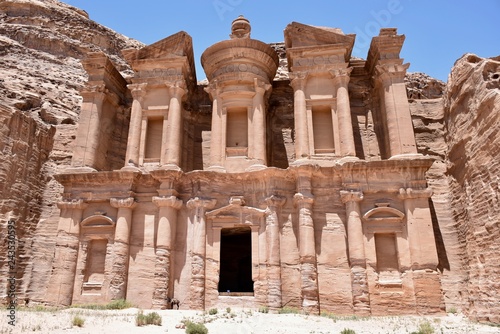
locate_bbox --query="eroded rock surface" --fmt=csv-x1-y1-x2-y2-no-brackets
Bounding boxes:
0,0,142,303
443,54,500,323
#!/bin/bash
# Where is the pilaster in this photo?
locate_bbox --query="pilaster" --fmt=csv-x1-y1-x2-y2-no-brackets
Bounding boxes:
330,68,356,158
49,200,88,306
398,188,438,269
109,197,136,300
124,83,147,169
163,81,186,169
289,71,309,160
374,63,418,158
265,195,286,310
151,195,183,309
340,190,371,315
187,197,216,309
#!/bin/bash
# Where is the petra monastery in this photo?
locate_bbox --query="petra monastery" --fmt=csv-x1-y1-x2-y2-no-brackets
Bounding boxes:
49,17,442,315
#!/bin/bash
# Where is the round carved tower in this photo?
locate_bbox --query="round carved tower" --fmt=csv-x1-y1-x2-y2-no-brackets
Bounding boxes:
201,16,278,172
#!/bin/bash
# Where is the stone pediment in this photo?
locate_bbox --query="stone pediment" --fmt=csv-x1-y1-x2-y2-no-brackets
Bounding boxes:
122,31,196,85
284,22,355,50
122,31,193,61
206,196,265,224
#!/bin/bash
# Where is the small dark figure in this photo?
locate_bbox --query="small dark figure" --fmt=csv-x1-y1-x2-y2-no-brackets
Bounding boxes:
166,296,180,310
24,298,30,307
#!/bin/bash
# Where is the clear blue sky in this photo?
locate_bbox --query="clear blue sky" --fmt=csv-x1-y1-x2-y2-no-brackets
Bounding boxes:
62,0,499,82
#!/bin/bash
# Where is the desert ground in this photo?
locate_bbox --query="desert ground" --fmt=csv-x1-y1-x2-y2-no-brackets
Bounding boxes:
1,307,499,334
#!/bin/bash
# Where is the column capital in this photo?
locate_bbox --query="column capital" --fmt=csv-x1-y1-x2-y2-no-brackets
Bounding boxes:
128,83,148,101
340,190,364,203
329,67,353,82
265,195,286,208
253,77,272,94
293,192,314,207
110,197,137,209
57,199,88,210
187,197,216,210
152,196,182,209
398,187,433,200
80,84,107,101
374,63,409,84
204,79,220,98
289,71,309,91
167,80,187,98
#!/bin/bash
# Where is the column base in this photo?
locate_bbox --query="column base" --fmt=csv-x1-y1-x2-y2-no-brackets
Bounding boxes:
337,156,360,164
388,153,423,160
160,163,182,171
120,165,141,172
207,165,226,173
245,163,267,172
63,166,97,173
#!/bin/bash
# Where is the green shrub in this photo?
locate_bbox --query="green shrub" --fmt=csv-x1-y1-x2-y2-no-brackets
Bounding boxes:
106,299,133,310
225,307,231,313
411,320,435,334
278,306,300,314
185,321,208,334
208,308,218,315
72,315,84,327
340,329,356,334
447,307,458,314
136,310,162,326
258,306,269,313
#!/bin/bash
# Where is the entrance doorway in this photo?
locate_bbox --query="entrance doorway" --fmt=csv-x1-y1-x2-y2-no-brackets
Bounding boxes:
218,227,253,294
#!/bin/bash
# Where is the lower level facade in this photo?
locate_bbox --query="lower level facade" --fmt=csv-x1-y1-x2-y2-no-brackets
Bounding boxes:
49,159,443,315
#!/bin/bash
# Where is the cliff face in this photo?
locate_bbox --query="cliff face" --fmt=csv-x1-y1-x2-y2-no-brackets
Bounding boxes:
0,0,498,323
0,0,142,303
444,54,500,323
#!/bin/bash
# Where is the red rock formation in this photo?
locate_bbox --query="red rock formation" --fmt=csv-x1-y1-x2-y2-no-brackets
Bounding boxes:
0,0,142,304
444,54,500,323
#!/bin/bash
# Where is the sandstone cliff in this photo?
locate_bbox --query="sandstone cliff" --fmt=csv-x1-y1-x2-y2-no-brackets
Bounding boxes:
443,54,500,323
0,0,142,303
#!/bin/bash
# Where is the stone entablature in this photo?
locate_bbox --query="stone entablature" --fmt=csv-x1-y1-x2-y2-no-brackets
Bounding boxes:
50,16,444,316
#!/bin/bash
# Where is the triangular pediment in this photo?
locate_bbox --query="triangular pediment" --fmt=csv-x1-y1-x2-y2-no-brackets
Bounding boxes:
284,22,355,49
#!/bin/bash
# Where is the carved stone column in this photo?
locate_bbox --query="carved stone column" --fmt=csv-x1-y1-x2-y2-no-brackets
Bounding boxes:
151,195,182,309
109,197,136,300
250,79,271,168
164,82,186,169
205,83,225,172
187,197,216,309
374,64,418,158
340,190,370,315
398,188,438,269
265,195,286,310
294,190,319,314
71,85,106,170
124,83,147,168
50,200,87,306
290,72,309,160
331,68,356,157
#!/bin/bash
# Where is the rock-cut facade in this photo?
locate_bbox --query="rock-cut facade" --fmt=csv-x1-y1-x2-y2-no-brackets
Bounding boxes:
49,17,444,315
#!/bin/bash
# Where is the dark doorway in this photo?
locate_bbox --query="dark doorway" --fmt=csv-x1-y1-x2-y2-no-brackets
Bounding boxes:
218,227,254,293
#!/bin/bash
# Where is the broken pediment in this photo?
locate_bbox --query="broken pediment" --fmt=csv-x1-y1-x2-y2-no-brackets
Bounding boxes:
122,31,196,85
284,22,355,51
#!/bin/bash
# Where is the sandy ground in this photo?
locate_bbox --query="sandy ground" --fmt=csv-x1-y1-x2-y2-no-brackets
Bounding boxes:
1,307,499,334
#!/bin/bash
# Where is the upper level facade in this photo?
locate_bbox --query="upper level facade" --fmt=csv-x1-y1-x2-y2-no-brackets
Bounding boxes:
67,16,420,174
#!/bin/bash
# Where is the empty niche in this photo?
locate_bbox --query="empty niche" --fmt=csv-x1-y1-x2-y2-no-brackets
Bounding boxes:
145,117,163,161
226,107,248,156
312,105,334,154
